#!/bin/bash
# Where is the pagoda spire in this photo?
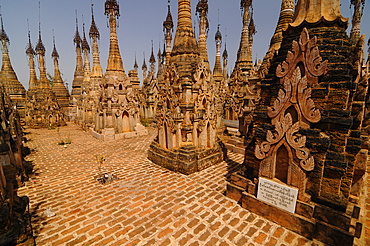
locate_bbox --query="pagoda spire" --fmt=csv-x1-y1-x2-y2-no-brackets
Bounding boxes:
171,0,199,58
26,29,37,90
89,3,102,78
51,33,70,109
51,33,62,83
105,0,125,74
142,52,147,79
73,10,84,82
291,0,347,27
0,12,15,85
0,12,9,44
70,10,85,115
222,36,228,80
35,14,48,89
350,0,365,45
82,21,91,77
233,0,254,74
269,0,295,52
134,53,138,72
149,40,156,73
163,0,174,65
213,24,223,82
196,0,209,63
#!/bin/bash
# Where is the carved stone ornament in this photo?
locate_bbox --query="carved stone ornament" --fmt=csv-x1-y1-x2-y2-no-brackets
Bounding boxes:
255,28,327,173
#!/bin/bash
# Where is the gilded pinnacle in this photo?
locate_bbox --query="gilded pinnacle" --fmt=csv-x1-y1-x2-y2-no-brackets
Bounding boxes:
89,4,100,39
0,13,9,43
26,31,36,55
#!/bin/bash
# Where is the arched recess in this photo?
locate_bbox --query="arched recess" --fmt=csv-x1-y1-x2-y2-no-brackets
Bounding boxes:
207,121,211,148
274,143,290,183
164,121,169,149
122,111,130,132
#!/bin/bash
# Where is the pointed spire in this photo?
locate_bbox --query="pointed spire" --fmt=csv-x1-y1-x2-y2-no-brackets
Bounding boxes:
350,0,366,45
196,0,209,62
90,3,102,78
35,1,48,89
163,0,174,65
35,19,45,54
213,24,223,82
134,53,138,71
149,40,156,64
142,52,147,71
26,30,38,90
172,0,199,60
215,24,222,42
51,31,59,59
268,0,295,52
142,52,147,79
89,2,100,39
105,0,124,74
74,10,82,47
51,34,70,110
157,42,162,59
223,42,228,80
223,33,228,61
26,29,36,55
163,0,174,32
233,0,253,74
71,9,84,100
0,11,9,43
82,21,90,52
51,34,65,86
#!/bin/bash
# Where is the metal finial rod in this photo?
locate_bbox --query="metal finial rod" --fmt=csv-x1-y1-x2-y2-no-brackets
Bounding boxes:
75,10,78,29
91,0,94,17
0,6,2,28
38,1,41,32
52,29,55,45
82,15,85,32
218,9,220,25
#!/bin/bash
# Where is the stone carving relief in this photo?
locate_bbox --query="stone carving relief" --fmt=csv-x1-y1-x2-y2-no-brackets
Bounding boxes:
255,28,327,192
155,65,180,133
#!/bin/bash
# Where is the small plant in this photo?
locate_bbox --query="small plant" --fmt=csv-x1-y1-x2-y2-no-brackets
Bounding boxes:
57,128,72,146
95,155,106,172
140,117,150,127
94,155,118,184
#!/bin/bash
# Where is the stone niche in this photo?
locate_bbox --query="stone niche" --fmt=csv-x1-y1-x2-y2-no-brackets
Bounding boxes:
227,28,365,246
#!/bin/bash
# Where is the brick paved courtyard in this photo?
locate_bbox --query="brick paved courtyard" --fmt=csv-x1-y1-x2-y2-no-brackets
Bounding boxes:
17,123,367,245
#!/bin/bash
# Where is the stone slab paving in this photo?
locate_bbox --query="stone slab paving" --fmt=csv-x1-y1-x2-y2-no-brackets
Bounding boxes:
18,123,327,246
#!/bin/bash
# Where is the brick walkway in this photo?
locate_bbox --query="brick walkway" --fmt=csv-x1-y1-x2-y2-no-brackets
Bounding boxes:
357,154,370,246
18,123,327,245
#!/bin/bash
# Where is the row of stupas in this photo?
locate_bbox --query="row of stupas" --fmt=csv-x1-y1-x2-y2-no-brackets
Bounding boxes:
0,8,68,128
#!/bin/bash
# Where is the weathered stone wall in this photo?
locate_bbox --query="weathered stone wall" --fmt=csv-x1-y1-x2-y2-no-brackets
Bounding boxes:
246,23,362,209
0,88,34,245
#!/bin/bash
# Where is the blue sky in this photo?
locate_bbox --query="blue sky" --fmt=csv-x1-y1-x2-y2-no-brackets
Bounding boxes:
1,0,369,91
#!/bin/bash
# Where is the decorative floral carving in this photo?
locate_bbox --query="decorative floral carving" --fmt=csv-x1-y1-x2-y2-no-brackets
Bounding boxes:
255,28,327,174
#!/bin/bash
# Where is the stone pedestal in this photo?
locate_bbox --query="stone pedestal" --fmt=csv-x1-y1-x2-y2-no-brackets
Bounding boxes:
148,140,223,175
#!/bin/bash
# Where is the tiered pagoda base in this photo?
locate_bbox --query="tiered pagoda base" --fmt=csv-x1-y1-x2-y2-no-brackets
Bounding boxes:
148,141,223,175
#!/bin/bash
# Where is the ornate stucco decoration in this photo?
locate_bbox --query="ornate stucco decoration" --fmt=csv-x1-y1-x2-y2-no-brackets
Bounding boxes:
255,28,327,178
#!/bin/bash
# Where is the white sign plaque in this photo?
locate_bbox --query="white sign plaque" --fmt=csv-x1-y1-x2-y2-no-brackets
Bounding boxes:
257,177,298,213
